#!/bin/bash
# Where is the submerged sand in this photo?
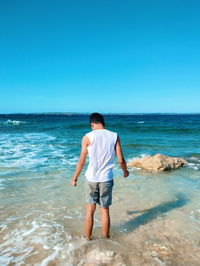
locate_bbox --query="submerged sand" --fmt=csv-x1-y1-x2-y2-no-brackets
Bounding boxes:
1,169,200,265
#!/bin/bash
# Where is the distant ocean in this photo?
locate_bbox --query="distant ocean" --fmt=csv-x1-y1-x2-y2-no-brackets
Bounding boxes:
0,113,200,265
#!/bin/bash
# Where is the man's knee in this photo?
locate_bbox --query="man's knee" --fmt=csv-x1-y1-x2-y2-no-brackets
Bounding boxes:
100,206,109,214
86,204,96,216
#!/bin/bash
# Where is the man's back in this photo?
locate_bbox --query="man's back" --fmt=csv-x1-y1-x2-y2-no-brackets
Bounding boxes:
70,112,129,240
85,129,117,182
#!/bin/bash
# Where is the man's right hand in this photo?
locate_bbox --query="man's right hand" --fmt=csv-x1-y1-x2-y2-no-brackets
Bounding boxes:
70,178,77,186
124,170,129,178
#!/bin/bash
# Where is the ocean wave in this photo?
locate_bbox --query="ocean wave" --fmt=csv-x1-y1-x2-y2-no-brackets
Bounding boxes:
67,156,80,166
127,153,150,162
1,119,27,125
0,179,6,190
0,132,78,170
187,163,199,170
0,214,73,266
187,157,200,170
126,154,150,171
185,156,200,170
0,133,60,169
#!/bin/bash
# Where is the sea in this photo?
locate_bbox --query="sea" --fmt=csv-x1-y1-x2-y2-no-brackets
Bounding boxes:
0,113,200,265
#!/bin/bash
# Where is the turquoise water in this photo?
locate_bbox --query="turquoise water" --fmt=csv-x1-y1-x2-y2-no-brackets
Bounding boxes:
0,114,200,265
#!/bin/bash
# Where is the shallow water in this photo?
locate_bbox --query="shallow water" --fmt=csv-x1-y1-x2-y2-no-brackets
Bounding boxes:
0,114,200,265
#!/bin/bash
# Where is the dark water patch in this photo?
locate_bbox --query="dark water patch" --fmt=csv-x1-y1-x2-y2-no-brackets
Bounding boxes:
125,143,188,149
128,126,200,134
68,124,88,129
187,153,200,158
39,126,60,131
160,128,200,134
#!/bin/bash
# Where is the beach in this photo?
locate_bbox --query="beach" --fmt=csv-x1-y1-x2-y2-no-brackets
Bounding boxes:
0,114,200,265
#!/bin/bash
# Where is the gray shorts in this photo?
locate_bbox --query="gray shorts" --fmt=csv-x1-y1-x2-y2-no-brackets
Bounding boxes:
85,179,114,208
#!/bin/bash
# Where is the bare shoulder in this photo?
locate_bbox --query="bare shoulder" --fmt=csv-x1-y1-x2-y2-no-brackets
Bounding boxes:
115,135,121,150
116,135,121,143
82,135,90,146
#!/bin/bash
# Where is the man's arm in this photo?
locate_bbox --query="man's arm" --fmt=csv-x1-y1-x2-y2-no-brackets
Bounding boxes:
115,136,129,178
70,136,89,186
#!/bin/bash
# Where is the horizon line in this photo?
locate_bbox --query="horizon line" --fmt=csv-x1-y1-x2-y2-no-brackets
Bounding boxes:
0,112,200,115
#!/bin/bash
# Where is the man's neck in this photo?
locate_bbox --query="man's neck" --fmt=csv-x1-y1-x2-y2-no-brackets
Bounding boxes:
93,124,105,130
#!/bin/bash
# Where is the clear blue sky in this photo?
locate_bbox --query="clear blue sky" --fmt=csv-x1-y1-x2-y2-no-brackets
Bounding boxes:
0,0,200,113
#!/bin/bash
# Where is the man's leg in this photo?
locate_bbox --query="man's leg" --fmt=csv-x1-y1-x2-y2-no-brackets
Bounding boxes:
100,206,110,238
84,203,96,240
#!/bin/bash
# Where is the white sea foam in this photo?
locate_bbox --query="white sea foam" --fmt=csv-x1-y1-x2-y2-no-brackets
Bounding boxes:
138,121,145,124
0,132,66,169
189,209,200,226
127,153,150,163
11,157,48,167
3,119,27,125
188,163,200,170
189,156,200,163
67,156,80,166
0,212,74,265
0,179,5,190
40,246,61,266
140,153,150,158
126,154,151,171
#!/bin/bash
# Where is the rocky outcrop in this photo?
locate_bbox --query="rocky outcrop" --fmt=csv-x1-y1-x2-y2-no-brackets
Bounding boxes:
127,153,188,172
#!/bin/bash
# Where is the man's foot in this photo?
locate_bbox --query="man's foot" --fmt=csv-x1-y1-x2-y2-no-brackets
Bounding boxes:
101,234,110,239
82,235,93,241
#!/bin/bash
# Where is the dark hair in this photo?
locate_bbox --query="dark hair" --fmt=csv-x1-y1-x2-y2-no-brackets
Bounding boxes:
89,112,105,126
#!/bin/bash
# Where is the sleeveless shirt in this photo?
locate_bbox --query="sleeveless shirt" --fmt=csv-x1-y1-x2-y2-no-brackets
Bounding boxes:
85,129,118,182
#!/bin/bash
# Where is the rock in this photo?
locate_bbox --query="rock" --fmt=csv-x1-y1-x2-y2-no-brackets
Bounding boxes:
127,153,188,172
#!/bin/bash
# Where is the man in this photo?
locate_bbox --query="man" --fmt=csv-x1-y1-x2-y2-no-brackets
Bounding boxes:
70,112,129,240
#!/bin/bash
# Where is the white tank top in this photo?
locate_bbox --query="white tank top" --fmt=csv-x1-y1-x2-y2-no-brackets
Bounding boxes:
85,129,118,182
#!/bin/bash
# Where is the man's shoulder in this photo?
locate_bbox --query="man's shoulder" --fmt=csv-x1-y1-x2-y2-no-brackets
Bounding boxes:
85,129,117,137
106,129,118,136
84,131,94,143
85,131,93,137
